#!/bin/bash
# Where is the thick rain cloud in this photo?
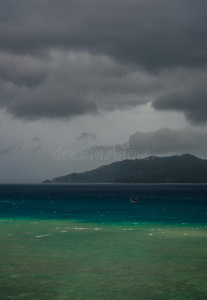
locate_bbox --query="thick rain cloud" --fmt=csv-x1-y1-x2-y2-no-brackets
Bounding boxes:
152,68,207,124
1,0,207,69
0,52,162,119
152,85,207,125
0,0,207,122
0,52,48,87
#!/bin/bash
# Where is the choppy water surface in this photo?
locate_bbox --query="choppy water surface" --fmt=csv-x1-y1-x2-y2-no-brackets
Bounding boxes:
0,184,207,299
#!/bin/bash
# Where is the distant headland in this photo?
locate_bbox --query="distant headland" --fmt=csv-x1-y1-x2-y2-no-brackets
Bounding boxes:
43,154,207,184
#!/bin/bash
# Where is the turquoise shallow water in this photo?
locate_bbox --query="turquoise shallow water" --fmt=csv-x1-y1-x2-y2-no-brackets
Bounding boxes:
0,184,207,299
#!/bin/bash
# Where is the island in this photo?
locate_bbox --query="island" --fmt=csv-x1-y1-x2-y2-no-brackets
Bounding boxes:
43,154,207,183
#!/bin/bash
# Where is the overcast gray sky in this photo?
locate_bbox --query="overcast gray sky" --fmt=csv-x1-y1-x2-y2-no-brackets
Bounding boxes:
0,0,207,183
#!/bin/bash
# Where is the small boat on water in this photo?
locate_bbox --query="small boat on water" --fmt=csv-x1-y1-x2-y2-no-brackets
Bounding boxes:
130,197,138,203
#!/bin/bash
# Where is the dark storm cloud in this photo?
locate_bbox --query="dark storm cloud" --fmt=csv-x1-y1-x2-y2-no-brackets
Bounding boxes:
0,52,48,87
0,0,207,121
153,90,207,125
0,53,159,119
152,70,207,124
1,0,207,70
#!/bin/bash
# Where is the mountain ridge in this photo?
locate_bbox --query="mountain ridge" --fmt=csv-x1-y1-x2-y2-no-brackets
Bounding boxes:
43,154,207,183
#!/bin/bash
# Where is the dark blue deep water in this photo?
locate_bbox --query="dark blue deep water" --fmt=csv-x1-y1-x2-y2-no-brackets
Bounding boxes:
0,183,207,224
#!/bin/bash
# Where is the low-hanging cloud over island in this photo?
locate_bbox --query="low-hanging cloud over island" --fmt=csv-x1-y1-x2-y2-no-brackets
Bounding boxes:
89,128,207,159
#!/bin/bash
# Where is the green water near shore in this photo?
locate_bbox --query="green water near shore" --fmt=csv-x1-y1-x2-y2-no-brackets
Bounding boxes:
1,219,207,300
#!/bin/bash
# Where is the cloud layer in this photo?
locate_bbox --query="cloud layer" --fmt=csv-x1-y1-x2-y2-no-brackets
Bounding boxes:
128,128,207,155
89,128,207,159
1,0,207,69
0,0,207,123
0,52,163,119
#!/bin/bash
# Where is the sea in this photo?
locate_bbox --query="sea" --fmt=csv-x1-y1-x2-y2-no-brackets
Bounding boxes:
0,183,207,300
